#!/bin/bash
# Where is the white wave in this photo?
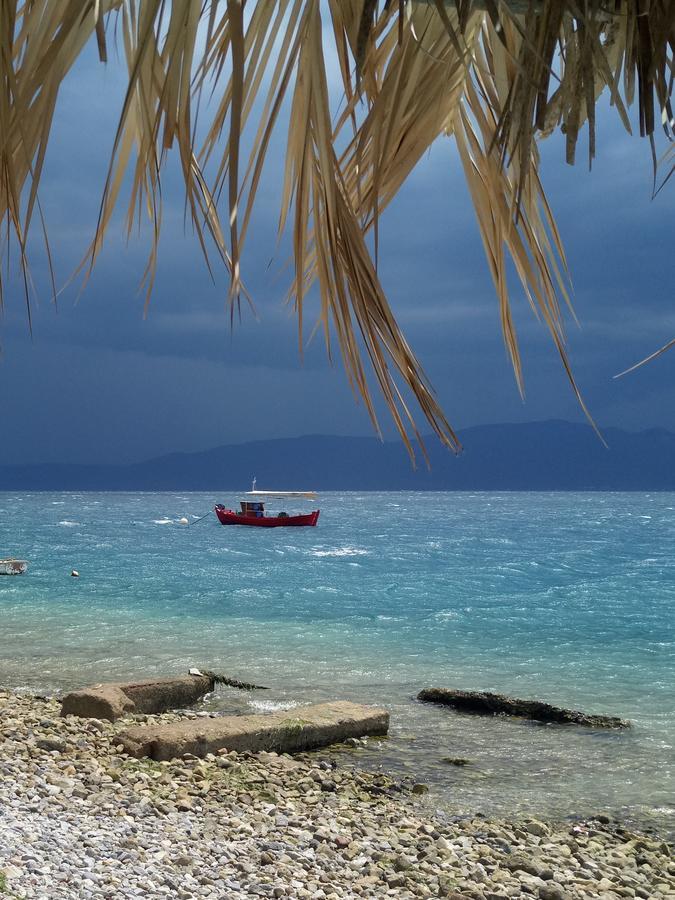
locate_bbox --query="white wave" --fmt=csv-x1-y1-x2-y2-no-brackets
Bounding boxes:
249,699,300,713
300,585,339,594
233,587,268,597
310,547,369,557
153,518,174,525
57,520,80,527
209,548,249,557
434,609,459,620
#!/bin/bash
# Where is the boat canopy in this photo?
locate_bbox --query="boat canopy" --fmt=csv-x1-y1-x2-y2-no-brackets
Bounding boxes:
245,490,318,500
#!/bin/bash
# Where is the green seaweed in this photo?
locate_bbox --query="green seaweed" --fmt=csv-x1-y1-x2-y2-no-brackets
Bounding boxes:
280,718,311,733
0,872,17,898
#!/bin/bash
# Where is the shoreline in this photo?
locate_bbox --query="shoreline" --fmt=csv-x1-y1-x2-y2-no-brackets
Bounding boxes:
1,691,673,899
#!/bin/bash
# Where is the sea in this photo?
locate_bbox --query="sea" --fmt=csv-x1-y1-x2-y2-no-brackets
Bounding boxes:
1,491,673,836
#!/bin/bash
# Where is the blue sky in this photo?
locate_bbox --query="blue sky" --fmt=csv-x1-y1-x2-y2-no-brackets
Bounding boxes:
1,31,673,465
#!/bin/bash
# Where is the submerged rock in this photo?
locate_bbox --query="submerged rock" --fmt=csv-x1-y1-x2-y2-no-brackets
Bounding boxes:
412,783,429,795
417,688,630,728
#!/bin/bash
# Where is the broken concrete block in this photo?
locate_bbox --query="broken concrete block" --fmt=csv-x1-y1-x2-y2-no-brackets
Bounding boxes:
119,701,389,760
61,675,214,721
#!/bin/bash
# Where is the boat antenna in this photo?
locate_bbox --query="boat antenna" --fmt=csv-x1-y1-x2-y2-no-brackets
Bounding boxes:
252,476,256,491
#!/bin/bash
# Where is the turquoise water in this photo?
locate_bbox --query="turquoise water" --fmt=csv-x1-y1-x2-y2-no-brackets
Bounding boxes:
0,491,673,834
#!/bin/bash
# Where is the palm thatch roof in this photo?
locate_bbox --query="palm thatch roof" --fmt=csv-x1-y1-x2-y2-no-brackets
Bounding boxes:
2,1,673,457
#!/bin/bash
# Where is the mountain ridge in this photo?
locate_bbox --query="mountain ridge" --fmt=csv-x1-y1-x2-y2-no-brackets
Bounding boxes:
2,420,675,490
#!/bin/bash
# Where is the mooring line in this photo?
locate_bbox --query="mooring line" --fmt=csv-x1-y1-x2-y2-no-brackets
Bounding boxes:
188,511,212,525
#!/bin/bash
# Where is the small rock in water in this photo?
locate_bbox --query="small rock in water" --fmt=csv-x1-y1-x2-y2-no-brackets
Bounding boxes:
442,757,472,766
412,783,429,795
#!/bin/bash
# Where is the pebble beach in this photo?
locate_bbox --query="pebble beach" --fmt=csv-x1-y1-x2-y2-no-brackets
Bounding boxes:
1,690,673,900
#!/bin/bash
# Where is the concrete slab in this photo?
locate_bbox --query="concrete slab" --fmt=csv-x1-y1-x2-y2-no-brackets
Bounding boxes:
119,701,389,760
61,675,214,721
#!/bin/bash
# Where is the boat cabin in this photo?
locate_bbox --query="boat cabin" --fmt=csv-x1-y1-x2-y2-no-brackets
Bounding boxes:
239,500,290,519
240,500,265,517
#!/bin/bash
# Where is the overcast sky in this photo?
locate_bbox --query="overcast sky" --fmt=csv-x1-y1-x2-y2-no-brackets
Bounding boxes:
1,29,673,465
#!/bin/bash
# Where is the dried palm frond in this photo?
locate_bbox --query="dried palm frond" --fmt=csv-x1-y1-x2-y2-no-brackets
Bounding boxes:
1,1,673,457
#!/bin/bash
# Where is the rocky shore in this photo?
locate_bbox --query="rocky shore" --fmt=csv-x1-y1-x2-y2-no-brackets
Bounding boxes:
1,690,673,899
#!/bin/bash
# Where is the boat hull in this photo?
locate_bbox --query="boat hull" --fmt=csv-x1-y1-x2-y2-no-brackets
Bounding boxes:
0,559,28,575
214,506,319,527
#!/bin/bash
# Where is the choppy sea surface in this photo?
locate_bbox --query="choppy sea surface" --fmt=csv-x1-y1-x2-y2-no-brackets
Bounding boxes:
1,491,673,834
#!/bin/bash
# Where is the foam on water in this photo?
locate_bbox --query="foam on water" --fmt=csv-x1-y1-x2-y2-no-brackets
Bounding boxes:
0,490,673,834
248,699,301,713
309,547,370,557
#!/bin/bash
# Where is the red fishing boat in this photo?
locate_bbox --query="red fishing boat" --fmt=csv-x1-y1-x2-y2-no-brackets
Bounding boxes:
214,482,320,528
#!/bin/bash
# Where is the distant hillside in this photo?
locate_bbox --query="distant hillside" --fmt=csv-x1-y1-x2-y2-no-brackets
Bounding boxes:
2,421,675,490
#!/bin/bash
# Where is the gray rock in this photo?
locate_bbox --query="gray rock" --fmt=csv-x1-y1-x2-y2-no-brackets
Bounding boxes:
506,856,544,877
35,737,67,752
539,886,567,900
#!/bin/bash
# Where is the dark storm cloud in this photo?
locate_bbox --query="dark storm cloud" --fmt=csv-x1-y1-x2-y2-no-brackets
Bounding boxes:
0,38,673,464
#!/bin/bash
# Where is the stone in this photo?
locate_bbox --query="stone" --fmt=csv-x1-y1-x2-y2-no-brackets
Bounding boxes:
538,886,567,900
2,691,673,900
61,675,214,721
506,856,545,877
36,737,68,752
119,702,389,761
524,821,550,838
61,686,135,722
417,689,630,728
